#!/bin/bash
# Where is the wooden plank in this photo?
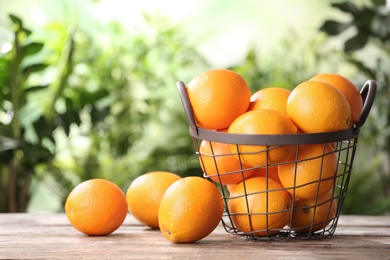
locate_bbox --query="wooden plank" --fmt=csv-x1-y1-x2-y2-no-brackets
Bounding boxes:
0,214,389,259
337,215,390,227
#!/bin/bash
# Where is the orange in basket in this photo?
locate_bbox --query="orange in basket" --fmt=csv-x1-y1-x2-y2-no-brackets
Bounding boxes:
278,143,337,200
186,69,251,130
227,167,282,193
287,80,352,133
228,177,292,237
199,140,256,185
228,109,298,167
309,73,363,126
250,166,281,184
289,189,338,233
248,87,291,114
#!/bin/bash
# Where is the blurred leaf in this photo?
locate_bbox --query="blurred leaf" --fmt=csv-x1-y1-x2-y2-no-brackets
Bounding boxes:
0,135,18,152
372,0,386,5
344,57,376,79
9,15,31,37
24,84,49,93
356,8,375,27
332,2,359,16
22,63,48,75
342,168,381,214
23,42,44,56
20,28,32,37
53,99,82,136
22,141,54,165
344,31,369,52
320,20,351,36
9,14,23,27
0,58,10,87
33,116,56,143
371,14,390,40
90,106,110,123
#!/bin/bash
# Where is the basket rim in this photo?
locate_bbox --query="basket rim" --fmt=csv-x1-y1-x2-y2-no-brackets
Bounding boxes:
177,79,377,145
189,126,358,145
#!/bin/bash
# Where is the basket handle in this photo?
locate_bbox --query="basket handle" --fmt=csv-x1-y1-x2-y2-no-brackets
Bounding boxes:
355,79,377,131
177,81,198,135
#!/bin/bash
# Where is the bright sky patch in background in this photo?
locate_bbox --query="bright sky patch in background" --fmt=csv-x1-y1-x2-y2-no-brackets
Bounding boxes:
1,0,341,67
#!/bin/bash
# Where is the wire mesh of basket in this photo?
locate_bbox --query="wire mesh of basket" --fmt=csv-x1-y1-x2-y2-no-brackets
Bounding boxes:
177,79,377,241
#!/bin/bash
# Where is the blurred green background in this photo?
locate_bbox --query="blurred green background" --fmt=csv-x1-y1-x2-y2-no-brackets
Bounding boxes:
0,0,389,214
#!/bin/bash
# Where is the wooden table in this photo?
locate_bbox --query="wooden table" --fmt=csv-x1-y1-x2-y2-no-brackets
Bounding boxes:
0,213,389,259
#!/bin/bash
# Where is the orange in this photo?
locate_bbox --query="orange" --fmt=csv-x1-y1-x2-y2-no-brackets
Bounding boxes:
187,69,251,130
226,166,280,192
158,176,224,243
226,167,281,193
250,166,281,184
309,73,363,126
228,177,292,236
126,171,181,229
278,143,337,200
228,109,298,167
286,81,352,133
65,178,128,236
290,189,338,233
248,87,291,114
199,140,256,185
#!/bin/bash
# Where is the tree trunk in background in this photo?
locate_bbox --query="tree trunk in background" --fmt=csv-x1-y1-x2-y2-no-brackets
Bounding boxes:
4,160,32,212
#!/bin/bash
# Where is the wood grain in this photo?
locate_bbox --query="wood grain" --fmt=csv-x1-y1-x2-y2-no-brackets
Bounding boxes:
0,214,389,259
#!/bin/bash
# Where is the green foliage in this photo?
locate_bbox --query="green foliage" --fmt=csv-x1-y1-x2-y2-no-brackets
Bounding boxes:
320,0,390,215
32,14,208,207
1,13,208,212
320,1,389,52
229,36,337,91
0,14,57,212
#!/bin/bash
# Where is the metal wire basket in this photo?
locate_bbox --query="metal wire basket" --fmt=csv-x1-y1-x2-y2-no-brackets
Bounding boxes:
177,79,377,241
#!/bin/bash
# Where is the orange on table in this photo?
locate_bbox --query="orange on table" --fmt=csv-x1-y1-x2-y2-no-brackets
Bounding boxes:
286,80,351,133
126,171,181,229
248,87,291,114
228,177,292,237
289,189,338,233
309,73,362,126
65,178,128,236
187,69,251,130
158,176,224,243
228,109,297,167
199,140,256,185
278,143,337,200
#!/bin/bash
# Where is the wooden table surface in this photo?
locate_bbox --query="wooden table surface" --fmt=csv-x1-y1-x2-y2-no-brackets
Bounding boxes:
0,213,389,259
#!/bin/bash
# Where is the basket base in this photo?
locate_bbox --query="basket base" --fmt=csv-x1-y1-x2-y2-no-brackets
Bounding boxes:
221,216,339,241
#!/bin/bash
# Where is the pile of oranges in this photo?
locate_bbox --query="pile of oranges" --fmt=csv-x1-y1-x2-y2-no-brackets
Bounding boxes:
64,172,224,243
187,69,362,237
64,69,363,243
